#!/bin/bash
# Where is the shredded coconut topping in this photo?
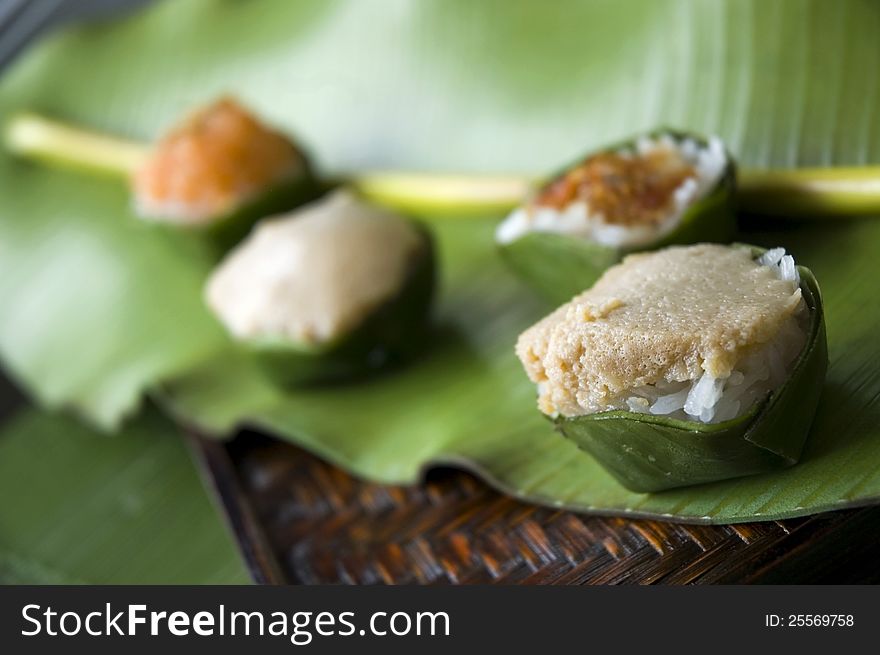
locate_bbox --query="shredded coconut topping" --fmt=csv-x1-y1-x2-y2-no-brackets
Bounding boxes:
496,134,727,248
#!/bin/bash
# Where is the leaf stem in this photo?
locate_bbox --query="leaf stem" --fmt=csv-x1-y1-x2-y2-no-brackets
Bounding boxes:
352,171,533,215
6,113,880,218
4,112,149,178
736,167,880,217
353,167,880,218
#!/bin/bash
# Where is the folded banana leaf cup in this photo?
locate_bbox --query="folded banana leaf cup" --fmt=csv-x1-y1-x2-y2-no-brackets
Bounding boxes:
161,169,322,255
177,166,325,255
498,129,737,305
553,252,827,493
4,101,323,257
248,225,436,388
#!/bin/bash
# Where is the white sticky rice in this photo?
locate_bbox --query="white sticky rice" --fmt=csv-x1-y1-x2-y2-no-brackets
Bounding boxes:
495,134,728,248
619,248,806,423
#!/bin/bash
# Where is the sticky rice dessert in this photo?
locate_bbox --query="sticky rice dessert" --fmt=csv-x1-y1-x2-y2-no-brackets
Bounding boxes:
497,133,728,248
514,243,827,491
517,244,806,423
205,190,434,384
132,96,310,227
496,131,736,304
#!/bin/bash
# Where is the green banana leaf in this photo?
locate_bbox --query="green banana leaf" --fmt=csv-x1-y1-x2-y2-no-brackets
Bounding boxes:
1,0,880,523
163,216,880,523
0,407,248,583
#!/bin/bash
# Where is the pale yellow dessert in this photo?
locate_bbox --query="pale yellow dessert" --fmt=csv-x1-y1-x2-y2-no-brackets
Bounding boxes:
205,190,425,347
516,244,808,424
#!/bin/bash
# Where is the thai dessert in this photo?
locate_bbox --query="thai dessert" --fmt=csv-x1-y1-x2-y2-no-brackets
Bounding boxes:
515,243,827,491
132,96,317,245
5,97,317,248
497,130,736,303
205,190,435,385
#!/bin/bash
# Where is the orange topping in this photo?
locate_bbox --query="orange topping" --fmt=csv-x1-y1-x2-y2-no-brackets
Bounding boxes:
534,147,696,226
132,97,304,223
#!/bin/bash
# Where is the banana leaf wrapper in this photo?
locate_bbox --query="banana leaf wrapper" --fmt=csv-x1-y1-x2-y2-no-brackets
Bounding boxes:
154,168,323,255
499,130,737,305
248,226,436,387
553,260,827,493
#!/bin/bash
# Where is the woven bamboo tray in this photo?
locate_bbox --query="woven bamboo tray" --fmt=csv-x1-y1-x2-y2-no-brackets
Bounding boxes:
189,430,880,585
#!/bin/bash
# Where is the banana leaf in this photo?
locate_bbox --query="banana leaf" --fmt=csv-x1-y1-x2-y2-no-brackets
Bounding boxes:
554,261,827,493
1,0,880,523
163,216,880,523
0,407,248,583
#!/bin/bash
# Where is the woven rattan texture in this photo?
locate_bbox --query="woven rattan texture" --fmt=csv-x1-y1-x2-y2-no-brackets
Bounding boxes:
195,432,880,585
